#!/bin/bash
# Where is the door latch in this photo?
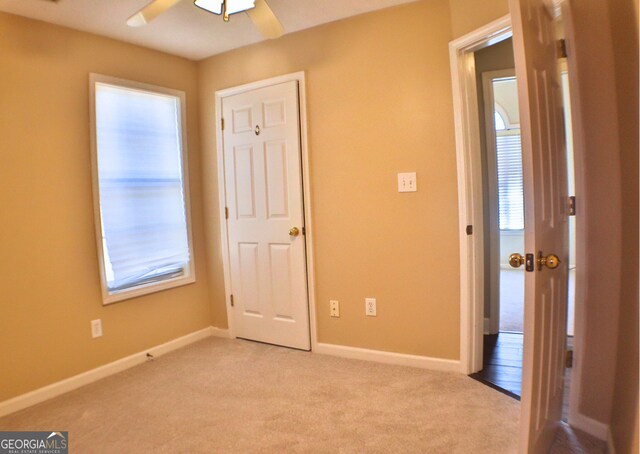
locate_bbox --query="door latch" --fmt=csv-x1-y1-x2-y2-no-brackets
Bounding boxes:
568,196,576,216
525,253,535,272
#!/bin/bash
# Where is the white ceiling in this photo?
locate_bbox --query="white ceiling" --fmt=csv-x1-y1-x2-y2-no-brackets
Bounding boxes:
0,0,420,60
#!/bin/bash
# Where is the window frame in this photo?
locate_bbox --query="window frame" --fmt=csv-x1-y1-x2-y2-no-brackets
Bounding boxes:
89,73,196,305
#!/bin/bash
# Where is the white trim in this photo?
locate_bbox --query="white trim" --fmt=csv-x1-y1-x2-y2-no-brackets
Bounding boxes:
210,327,232,338
314,343,461,373
213,72,317,349
569,411,609,441
88,73,196,305
0,327,220,418
449,15,513,375
214,82,235,339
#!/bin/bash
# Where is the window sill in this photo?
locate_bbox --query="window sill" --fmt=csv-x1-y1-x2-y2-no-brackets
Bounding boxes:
499,229,524,236
102,273,196,306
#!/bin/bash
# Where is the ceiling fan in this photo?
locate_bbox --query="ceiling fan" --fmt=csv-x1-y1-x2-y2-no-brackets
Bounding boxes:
127,0,284,39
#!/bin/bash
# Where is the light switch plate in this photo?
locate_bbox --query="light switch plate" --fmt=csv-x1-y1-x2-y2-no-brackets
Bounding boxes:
398,172,417,192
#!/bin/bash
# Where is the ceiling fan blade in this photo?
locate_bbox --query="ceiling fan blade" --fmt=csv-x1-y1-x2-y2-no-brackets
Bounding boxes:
246,0,284,39
127,0,183,27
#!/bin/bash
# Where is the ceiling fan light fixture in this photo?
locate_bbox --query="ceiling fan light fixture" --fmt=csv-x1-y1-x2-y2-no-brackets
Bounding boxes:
193,0,222,15
227,0,256,14
194,0,255,16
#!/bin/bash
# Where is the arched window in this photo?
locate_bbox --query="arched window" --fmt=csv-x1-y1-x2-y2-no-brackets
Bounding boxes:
494,111,507,131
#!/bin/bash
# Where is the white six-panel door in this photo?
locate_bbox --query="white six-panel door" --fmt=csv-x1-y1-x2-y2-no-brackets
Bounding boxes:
222,81,311,351
511,0,570,451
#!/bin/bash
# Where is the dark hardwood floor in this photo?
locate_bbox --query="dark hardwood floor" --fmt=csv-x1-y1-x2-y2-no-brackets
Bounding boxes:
470,332,574,414
470,332,523,400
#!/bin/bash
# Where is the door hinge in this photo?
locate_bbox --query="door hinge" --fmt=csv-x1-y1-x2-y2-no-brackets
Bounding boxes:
557,39,568,59
568,196,576,216
221,118,225,131
225,206,229,219
565,349,573,368
230,294,234,307
466,225,473,235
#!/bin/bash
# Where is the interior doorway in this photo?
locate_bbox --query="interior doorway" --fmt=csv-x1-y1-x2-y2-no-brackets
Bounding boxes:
463,35,577,404
469,38,526,399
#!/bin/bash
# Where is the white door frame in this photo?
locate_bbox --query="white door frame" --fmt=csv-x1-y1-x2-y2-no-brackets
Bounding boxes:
449,15,513,374
214,71,318,350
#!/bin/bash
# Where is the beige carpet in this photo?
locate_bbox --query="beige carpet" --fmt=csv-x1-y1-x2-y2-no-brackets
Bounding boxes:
500,268,525,332
499,268,576,335
0,337,522,453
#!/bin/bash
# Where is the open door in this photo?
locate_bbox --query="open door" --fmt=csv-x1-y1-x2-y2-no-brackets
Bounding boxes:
510,0,569,451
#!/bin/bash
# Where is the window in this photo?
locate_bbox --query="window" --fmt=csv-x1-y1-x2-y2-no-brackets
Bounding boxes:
494,111,507,131
90,74,194,304
494,109,524,230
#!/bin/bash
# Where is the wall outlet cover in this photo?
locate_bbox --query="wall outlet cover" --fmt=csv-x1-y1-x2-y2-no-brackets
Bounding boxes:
91,319,103,338
365,298,377,316
330,300,340,317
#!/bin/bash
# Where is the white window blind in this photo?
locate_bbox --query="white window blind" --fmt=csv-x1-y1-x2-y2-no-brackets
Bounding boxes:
495,131,525,230
93,78,193,302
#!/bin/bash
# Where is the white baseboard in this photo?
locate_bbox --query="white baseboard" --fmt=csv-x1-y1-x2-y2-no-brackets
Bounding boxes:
0,326,224,418
210,327,231,338
314,342,460,373
570,411,609,441
484,317,491,334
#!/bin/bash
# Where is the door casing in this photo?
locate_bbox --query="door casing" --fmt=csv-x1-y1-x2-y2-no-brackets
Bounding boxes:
449,15,514,375
214,72,318,350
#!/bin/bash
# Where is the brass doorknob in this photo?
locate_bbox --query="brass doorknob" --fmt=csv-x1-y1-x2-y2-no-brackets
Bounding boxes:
509,253,525,268
289,227,300,237
537,252,560,270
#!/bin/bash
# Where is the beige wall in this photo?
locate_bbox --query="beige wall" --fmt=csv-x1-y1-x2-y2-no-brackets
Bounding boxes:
607,0,639,451
493,79,520,124
0,13,212,402
449,0,509,38
199,0,462,359
566,0,638,439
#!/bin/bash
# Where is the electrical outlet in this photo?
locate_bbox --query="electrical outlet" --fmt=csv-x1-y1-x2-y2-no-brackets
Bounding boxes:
330,300,340,317
91,319,103,338
365,298,377,316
